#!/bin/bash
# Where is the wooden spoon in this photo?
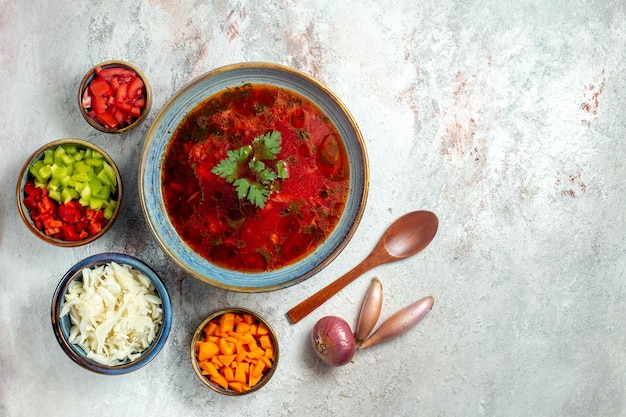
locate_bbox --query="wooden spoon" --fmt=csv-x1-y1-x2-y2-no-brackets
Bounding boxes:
287,210,439,324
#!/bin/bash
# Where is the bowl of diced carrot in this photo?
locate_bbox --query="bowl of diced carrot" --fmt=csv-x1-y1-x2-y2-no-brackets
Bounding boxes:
16,138,123,247
191,308,279,395
78,60,152,133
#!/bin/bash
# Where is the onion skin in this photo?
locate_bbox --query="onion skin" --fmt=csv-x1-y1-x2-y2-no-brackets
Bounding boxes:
360,295,434,349
311,316,356,366
355,277,383,343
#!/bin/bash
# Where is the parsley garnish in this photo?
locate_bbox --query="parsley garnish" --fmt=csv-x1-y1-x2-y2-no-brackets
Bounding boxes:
211,131,289,208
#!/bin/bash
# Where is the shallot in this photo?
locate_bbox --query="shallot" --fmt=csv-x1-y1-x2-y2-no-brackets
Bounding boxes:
360,295,434,349
354,277,383,344
311,316,356,366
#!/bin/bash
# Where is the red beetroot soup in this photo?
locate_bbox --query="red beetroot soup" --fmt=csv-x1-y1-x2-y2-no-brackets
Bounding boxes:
162,84,350,272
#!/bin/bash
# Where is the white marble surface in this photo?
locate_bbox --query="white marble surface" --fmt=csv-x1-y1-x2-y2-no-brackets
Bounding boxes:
2,1,625,416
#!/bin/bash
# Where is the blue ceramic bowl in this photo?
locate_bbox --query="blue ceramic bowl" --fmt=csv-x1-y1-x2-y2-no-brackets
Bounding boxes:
51,253,172,375
139,62,369,292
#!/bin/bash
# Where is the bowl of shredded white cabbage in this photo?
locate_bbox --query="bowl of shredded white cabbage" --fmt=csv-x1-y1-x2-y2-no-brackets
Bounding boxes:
51,252,172,374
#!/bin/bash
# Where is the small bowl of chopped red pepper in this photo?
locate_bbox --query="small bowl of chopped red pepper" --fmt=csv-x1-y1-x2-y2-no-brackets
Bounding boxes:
78,60,151,133
16,138,123,247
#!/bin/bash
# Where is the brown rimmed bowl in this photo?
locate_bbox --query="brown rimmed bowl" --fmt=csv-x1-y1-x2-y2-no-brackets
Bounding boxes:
16,138,123,247
190,308,279,395
78,60,152,133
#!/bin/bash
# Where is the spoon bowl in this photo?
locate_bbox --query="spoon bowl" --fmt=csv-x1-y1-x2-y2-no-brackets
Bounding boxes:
287,210,438,323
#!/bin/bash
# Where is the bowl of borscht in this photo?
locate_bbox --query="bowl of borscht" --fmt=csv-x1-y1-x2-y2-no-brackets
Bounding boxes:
139,63,369,291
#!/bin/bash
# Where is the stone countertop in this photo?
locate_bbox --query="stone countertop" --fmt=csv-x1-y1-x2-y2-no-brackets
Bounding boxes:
1,1,625,416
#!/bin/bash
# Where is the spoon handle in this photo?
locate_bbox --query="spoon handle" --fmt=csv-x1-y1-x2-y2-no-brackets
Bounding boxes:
286,256,376,324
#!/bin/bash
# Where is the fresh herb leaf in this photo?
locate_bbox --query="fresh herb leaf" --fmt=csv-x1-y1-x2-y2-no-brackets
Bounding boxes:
212,131,288,208
211,147,251,183
252,131,282,160
233,178,250,199
276,160,288,179
247,183,270,208
249,160,279,184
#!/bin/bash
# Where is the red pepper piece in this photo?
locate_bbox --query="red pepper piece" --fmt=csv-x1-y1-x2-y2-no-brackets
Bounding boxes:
116,102,133,114
96,111,119,129
116,82,128,104
23,196,38,211
114,110,125,124
24,182,41,196
57,203,81,224
130,106,142,118
127,76,144,99
92,93,107,114
46,226,62,236
110,76,121,92
95,66,137,79
75,217,89,234
89,78,112,97
61,225,80,241
88,221,102,236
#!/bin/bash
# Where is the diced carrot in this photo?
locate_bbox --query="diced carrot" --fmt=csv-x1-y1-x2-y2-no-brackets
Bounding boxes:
259,334,272,350
251,360,265,378
235,322,251,334
235,349,248,364
219,354,236,367
223,366,235,382
242,313,255,325
210,374,229,390
234,362,248,383
197,341,219,361
219,312,235,333
198,360,211,375
228,381,247,393
211,356,223,367
258,355,273,369
248,372,262,388
247,348,264,359
257,322,270,335
204,321,218,336
199,361,219,378
219,338,234,355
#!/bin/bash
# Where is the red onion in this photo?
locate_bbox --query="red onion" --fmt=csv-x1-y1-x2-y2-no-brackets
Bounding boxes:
311,316,356,366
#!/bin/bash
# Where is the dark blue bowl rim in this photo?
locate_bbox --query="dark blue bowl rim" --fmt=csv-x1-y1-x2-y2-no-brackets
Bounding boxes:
51,252,173,375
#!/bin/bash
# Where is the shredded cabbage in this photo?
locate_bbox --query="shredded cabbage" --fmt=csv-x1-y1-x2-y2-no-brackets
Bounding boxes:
60,262,164,366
